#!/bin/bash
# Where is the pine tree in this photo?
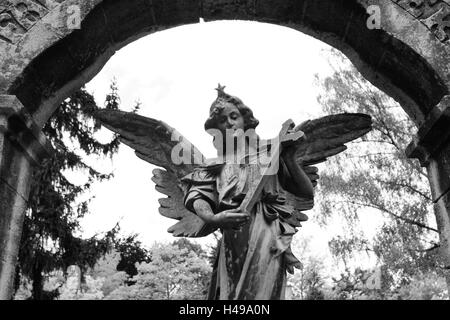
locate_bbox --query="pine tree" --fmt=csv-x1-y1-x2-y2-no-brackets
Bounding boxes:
16,82,121,300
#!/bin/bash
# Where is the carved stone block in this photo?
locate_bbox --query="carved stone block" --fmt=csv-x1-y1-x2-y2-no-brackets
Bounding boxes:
421,5,450,41
0,0,64,44
393,0,450,42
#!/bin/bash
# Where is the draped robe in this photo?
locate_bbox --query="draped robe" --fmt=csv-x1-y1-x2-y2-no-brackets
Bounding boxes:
182,156,302,300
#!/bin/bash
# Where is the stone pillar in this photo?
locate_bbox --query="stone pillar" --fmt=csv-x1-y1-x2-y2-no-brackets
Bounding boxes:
406,95,450,288
0,96,52,300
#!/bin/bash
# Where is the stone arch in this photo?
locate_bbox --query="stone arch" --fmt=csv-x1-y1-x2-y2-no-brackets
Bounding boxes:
1,0,450,299
0,0,448,127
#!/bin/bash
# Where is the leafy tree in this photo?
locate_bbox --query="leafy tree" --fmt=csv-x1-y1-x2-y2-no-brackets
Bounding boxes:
328,235,370,270
325,267,448,300
172,238,211,298
57,249,130,300
393,271,449,300
289,258,326,300
288,237,327,300
315,49,446,290
86,249,128,297
114,234,150,279
105,241,211,300
326,268,382,300
173,238,205,258
15,82,121,300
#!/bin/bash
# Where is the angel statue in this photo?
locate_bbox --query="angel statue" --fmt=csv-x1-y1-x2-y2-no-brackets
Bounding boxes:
95,85,372,300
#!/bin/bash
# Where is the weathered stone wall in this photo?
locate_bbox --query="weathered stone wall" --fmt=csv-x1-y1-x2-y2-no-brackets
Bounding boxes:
0,1,100,91
0,0,200,127
0,0,448,127
0,95,52,299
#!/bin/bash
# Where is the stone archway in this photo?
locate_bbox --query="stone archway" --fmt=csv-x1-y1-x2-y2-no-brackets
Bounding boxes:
1,0,449,299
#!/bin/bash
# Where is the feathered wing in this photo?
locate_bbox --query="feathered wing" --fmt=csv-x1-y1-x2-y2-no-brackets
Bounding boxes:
95,109,215,238
95,110,371,235
284,113,372,223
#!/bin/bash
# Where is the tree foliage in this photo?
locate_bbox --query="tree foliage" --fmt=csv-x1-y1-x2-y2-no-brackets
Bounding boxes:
288,257,325,300
16,82,121,300
113,234,150,279
315,48,443,287
72,249,129,299
288,237,327,300
105,241,211,300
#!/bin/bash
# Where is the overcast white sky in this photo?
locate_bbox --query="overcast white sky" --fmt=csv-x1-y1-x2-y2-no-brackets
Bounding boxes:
75,20,381,273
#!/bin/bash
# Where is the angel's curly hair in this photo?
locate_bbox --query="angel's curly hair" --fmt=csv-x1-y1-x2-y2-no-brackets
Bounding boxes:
204,85,259,131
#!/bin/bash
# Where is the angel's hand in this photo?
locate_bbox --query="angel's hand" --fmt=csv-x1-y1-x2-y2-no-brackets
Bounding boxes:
281,123,306,146
210,209,250,230
282,125,307,159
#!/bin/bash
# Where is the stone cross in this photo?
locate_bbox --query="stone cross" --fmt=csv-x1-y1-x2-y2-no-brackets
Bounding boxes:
239,119,304,214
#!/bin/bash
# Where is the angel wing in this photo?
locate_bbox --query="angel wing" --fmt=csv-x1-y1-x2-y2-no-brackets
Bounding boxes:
95,109,216,238
283,113,372,225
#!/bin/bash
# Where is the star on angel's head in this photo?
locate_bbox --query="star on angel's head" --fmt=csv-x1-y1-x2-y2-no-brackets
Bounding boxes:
215,84,227,98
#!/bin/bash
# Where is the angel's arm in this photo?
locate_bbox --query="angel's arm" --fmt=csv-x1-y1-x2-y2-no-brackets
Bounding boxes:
192,199,216,224
193,199,250,229
278,113,372,199
280,148,314,199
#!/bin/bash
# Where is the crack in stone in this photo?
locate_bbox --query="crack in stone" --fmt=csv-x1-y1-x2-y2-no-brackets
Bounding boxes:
0,176,29,204
434,184,450,203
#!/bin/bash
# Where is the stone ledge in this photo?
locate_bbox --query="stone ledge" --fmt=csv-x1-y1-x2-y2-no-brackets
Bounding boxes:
0,95,53,166
406,95,450,166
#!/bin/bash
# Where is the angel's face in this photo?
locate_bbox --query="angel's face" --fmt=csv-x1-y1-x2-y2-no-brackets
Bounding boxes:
216,103,245,135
